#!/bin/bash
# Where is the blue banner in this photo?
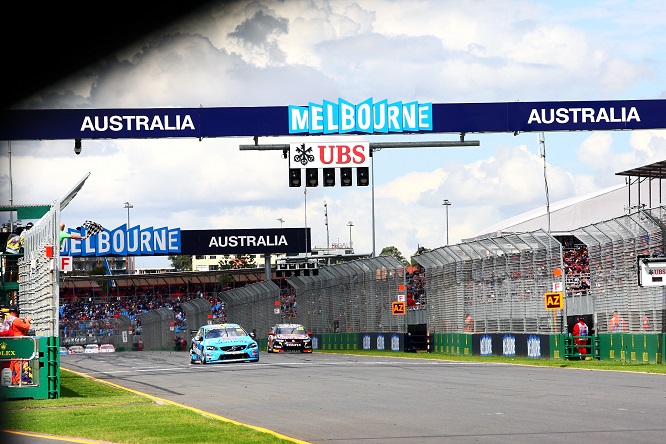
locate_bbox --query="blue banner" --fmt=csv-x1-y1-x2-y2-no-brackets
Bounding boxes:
59,226,310,256
179,227,310,255
61,225,182,257
1,99,664,140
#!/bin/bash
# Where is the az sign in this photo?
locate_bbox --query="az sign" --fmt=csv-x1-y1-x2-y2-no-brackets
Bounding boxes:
544,292,564,310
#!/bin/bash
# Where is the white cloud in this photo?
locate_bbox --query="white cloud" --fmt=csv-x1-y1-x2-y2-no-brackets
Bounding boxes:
3,0,666,266
577,130,666,175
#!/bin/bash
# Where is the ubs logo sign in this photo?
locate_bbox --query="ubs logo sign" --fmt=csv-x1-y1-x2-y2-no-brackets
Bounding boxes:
290,142,370,168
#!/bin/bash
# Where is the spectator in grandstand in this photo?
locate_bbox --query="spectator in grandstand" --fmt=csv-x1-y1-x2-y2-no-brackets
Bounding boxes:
406,266,427,305
572,317,589,358
7,305,31,384
563,245,590,297
407,293,416,307
59,222,87,246
608,310,627,332
464,312,473,333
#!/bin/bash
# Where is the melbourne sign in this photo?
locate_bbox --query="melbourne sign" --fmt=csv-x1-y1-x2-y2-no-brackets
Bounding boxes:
288,98,433,134
61,226,310,256
61,225,181,256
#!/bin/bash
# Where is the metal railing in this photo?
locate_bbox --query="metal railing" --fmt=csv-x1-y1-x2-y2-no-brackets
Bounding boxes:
414,230,564,334
564,335,600,360
288,255,407,334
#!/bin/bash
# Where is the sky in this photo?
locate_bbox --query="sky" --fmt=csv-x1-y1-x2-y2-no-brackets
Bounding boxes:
2,0,666,269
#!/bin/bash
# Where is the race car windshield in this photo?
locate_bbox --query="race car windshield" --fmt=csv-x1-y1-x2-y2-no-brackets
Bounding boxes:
207,328,246,338
277,327,306,335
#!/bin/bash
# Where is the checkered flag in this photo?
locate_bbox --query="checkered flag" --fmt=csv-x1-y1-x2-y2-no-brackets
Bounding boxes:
82,220,104,237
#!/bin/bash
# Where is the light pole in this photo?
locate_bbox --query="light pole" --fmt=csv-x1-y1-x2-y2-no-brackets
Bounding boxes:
324,201,330,249
442,199,451,245
347,221,354,251
124,202,133,274
371,151,376,257
277,218,284,228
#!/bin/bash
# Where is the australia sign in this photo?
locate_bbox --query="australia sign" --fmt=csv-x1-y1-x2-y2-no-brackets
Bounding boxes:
179,228,310,255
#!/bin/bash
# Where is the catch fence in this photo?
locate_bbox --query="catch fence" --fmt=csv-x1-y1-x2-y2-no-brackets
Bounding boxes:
60,315,132,349
570,207,665,333
287,255,407,334
414,229,563,334
219,280,280,338
16,174,91,337
18,203,60,337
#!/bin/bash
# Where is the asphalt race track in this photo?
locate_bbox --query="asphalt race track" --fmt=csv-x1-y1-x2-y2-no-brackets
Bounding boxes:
47,352,666,443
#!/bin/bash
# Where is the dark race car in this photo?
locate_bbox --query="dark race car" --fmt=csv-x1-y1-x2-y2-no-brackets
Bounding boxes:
267,323,313,353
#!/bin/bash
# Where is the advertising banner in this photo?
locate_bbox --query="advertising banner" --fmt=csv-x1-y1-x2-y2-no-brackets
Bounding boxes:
2,99,665,140
61,226,311,256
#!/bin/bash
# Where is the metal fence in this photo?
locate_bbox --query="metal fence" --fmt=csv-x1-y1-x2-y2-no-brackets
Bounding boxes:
137,308,174,350
18,202,60,337
16,174,91,338
287,256,407,334
60,315,132,349
414,229,564,334
56,297,212,351
182,297,213,337
571,208,665,333
220,280,281,338
45,206,665,348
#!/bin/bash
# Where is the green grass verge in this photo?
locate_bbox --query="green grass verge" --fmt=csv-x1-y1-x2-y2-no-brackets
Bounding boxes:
2,369,298,444
2,351,664,443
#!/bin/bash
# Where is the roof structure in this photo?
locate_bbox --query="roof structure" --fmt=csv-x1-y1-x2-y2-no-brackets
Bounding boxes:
470,159,666,240
616,160,666,179
616,160,666,210
60,268,266,290
470,184,628,239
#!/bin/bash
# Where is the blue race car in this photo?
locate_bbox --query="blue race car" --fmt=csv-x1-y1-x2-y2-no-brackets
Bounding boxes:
190,323,259,364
